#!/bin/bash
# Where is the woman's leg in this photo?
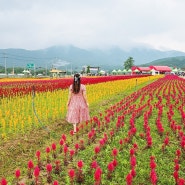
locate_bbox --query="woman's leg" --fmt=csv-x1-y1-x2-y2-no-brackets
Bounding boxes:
73,123,77,133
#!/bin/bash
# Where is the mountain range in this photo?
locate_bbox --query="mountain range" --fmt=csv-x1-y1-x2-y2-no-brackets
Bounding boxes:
0,45,185,71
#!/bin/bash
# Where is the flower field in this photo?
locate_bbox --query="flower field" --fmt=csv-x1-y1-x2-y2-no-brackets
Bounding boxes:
1,75,185,184
0,75,152,139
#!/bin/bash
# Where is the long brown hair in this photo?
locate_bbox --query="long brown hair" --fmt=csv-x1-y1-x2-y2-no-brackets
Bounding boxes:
72,73,81,94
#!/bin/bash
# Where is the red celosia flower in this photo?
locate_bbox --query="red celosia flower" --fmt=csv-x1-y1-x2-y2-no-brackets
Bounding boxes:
61,134,66,142
70,149,75,157
119,139,123,145
150,169,157,184
130,156,136,168
150,160,156,169
94,146,100,154
36,150,41,160
112,159,118,167
174,163,180,171
34,166,40,177
77,160,84,169
63,144,68,154
70,130,74,136
126,173,133,185
68,169,75,179
178,178,185,185
94,167,102,182
112,148,118,158
51,143,56,151
107,162,114,172
28,160,34,169
131,168,136,178
53,180,59,185
176,149,181,158
59,139,64,146
0,178,7,185
99,139,105,146
133,143,138,150
91,160,98,169
173,170,179,182
164,137,169,145
75,143,79,150
88,131,93,139
150,156,155,160
46,146,51,154
46,164,52,172
130,148,135,156
15,169,21,179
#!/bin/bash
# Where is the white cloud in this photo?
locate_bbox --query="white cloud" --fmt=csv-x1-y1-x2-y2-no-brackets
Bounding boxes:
0,0,185,51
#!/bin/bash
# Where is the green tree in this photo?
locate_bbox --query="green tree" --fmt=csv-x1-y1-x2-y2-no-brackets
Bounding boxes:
86,66,90,74
124,57,134,70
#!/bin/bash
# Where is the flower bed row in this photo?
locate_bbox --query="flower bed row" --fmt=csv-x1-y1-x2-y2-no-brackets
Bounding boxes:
1,75,185,184
0,75,149,98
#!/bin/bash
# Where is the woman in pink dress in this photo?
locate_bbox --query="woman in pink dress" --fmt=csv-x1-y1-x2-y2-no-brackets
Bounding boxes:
66,73,90,133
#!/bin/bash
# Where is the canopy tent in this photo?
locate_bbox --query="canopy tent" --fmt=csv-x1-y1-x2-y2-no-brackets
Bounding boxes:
117,69,122,74
99,70,105,75
172,68,178,72
112,69,117,74
134,69,140,73
122,69,128,73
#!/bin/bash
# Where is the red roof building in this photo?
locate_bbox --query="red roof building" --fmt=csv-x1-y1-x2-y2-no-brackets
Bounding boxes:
149,66,172,73
132,65,172,73
131,66,151,73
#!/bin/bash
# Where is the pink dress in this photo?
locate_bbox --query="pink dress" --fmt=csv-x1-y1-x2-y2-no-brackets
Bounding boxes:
66,84,90,124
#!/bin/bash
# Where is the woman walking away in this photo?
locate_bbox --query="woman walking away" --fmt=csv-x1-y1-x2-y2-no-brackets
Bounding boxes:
66,73,90,133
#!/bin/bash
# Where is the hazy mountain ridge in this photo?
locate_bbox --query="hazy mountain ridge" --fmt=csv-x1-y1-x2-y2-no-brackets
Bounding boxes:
0,45,185,71
140,56,185,68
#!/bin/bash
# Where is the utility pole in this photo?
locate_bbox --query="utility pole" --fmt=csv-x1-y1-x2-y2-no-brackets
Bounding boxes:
3,52,8,75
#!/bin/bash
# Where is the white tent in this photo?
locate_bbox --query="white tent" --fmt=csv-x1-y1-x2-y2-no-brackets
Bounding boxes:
112,69,117,74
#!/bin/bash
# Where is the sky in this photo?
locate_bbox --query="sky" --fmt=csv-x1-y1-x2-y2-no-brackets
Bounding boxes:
0,0,185,51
